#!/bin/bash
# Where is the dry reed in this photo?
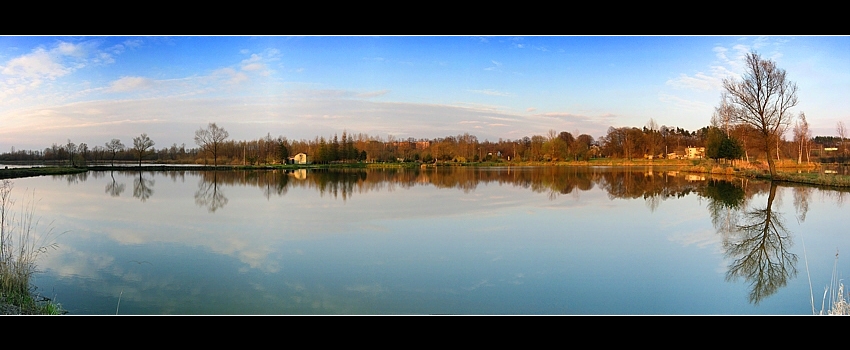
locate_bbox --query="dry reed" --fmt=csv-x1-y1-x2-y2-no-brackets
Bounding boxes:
0,179,64,314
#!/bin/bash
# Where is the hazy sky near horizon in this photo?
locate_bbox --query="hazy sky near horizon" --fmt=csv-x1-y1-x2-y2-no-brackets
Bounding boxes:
2,36,849,151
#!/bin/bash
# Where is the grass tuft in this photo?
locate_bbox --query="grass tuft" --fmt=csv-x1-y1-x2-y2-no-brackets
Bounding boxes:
811,250,850,315
0,179,65,315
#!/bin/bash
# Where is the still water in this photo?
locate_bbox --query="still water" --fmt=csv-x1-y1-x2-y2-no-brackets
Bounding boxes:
8,166,850,314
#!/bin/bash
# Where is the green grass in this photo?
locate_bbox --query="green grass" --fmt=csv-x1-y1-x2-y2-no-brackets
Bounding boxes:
0,166,87,180
0,180,65,315
771,172,850,187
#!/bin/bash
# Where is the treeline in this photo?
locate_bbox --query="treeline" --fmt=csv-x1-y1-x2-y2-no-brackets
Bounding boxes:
1,122,847,166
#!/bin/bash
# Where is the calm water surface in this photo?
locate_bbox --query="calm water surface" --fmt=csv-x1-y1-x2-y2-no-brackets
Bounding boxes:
8,166,850,314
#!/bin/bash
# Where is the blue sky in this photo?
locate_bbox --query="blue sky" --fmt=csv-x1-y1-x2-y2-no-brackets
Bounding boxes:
1,36,849,151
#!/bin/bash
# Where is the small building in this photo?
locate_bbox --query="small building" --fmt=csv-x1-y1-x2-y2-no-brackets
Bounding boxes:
685,147,705,159
289,153,308,164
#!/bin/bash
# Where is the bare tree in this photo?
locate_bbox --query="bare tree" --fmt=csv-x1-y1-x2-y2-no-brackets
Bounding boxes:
105,139,124,166
711,93,737,135
133,133,155,167
723,52,798,177
838,121,847,156
65,139,76,167
645,118,662,159
77,143,88,166
793,112,810,164
194,123,229,167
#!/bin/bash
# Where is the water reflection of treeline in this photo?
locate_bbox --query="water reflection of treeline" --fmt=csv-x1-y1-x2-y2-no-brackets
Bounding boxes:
173,167,751,204
89,167,849,305
95,168,850,206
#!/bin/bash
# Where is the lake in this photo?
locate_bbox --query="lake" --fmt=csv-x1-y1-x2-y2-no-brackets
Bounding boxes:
6,166,850,314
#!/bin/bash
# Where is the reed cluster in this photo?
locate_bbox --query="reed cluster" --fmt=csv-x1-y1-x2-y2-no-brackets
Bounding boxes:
0,180,64,314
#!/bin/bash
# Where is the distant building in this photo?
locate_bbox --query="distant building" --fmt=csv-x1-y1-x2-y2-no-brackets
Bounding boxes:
686,147,705,159
289,153,308,164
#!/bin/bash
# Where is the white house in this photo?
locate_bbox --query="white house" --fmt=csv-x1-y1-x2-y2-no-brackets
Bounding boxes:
289,153,308,164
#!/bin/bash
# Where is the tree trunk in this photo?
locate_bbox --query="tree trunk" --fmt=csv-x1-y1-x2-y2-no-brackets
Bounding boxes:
806,142,811,165
766,144,777,177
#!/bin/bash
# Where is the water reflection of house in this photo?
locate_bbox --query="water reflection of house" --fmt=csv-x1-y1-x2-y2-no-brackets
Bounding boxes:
288,153,308,164
686,147,705,159
291,168,307,179
685,174,705,181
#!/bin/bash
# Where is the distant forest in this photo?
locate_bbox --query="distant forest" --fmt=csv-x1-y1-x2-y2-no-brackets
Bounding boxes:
1,121,848,166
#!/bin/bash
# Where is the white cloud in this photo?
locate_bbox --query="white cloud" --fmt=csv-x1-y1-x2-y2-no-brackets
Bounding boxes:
485,60,502,71
669,41,770,92
526,107,536,112
356,90,389,98
56,41,89,57
242,63,265,71
0,39,126,105
1,48,69,79
666,70,724,91
238,50,280,76
658,93,710,113
123,39,143,49
709,38,788,79
212,67,249,85
469,89,512,97
713,46,729,62
241,54,265,71
108,76,154,92
265,48,280,58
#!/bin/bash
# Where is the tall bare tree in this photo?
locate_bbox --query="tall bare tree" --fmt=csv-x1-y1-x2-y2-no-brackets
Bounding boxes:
105,139,124,166
723,52,798,177
133,133,155,167
838,121,847,156
195,123,229,167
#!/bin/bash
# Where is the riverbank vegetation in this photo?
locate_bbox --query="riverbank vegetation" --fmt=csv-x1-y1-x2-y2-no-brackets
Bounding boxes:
0,180,64,314
0,167,88,180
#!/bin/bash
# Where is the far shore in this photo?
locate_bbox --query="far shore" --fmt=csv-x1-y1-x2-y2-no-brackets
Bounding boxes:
1,159,848,187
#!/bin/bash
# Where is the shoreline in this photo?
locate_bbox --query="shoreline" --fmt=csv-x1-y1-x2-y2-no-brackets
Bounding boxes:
1,160,848,188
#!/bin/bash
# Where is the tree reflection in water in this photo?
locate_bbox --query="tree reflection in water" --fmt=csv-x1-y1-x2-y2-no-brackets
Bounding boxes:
105,171,125,197
133,171,154,202
195,171,228,212
717,181,797,304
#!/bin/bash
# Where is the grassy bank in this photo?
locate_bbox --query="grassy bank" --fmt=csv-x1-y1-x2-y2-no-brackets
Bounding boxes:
679,160,850,187
0,167,87,180
749,171,850,187
0,180,65,315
